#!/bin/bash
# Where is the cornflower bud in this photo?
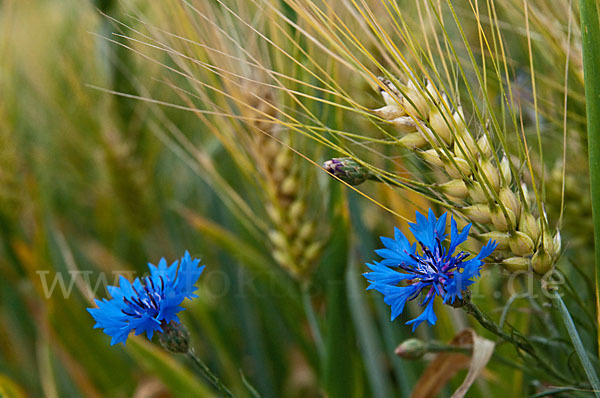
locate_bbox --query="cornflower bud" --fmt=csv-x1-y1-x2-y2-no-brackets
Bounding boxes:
323,157,372,185
395,338,427,359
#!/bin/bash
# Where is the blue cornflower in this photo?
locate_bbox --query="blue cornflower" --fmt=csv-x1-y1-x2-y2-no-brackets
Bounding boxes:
87,251,204,345
364,209,497,331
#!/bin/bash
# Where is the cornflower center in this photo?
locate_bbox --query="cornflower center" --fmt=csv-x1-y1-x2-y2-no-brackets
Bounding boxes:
403,237,470,300
121,276,165,318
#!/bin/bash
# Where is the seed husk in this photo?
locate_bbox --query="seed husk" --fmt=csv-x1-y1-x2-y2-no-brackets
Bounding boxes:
532,250,553,274
518,213,540,244
445,157,472,178
477,135,492,157
479,159,501,192
509,231,535,256
390,116,418,133
462,204,492,224
479,231,510,250
438,179,468,199
422,149,444,167
429,107,453,145
502,256,530,272
399,132,428,149
500,187,521,221
491,205,516,231
373,105,405,119
468,181,488,203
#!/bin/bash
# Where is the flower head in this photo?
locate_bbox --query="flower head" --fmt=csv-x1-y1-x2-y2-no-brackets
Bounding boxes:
87,251,204,345
364,209,497,331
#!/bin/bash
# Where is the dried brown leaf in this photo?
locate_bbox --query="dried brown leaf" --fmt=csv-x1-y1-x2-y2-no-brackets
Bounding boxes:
410,329,495,398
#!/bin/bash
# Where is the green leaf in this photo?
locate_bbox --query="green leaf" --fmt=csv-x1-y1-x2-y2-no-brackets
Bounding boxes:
322,186,357,397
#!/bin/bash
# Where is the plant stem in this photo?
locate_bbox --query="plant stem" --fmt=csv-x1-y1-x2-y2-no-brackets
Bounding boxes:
462,300,570,384
240,369,263,398
552,292,600,397
578,0,600,357
187,349,235,397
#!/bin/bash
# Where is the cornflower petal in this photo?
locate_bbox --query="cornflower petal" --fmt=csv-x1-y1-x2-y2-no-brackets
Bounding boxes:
448,217,471,254
363,262,419,286
405,299,437,331
369,283,421,320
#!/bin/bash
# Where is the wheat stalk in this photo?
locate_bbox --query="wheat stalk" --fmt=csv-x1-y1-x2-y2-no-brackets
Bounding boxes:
241,82,325,279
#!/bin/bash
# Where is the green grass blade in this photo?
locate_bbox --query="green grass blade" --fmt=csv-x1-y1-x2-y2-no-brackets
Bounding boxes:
322,187,356,397
579,0,600,358
347,193,416,395
346,259,393,398
553,292,600,396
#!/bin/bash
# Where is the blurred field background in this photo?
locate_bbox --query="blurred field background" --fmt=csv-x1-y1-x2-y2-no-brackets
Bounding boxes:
0,0,598,397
